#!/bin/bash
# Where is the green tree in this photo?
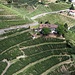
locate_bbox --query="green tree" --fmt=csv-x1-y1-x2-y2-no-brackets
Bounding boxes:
70,4,74,10
64,23,68,32
64,23,68,29
68,0,71,2
41,27,51,35
56,24,65,36
6,0,12,3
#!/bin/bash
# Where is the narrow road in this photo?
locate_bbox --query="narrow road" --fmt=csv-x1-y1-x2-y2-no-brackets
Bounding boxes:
31,9,69,20
13,55,70,75
1,59,11,75
0,9,69,35
0,22,38,35
20,42,65,50
41,59,72,75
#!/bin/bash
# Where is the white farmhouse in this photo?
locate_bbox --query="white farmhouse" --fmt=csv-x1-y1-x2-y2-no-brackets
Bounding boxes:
69,10,75,16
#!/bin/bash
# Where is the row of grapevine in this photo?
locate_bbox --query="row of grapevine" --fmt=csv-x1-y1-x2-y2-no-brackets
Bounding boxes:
4,48,72,75
20,37,65,47
0,15,22,20
0,27,29,37
22,43,68,56
0,20,31,29
17,56,69,75
47,63,75,75
0,32,32,53
0,46,23,61
0,62,7,75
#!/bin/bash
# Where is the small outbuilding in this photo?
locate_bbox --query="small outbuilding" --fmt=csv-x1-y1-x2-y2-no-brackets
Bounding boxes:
68,10,75,16
39,24,58,33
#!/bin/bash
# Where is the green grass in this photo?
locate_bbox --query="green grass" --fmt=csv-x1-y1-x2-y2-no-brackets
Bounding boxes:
48,3,70,11
36,13,75,26
70,26,75,32
0,4,33,29
0,4,19,15
11,3,71,18
28,3,70,17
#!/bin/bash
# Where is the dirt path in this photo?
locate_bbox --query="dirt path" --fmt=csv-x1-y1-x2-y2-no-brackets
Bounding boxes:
13,55,70,75
41,59,72,75
0,9,69,35
1,59,11,75
20,42,66,50
60,13,75,29
31,9,69,20
0,22,38,35
0,39,32,55
0,29,30,41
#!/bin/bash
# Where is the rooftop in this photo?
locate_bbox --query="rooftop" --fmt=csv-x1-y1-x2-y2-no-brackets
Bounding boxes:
69,10,75,13
40,24,58,29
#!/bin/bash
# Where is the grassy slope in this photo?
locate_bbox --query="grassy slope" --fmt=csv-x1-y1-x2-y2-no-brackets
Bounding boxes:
11,3,71,18
36,13,75,26
0,4,22,15
0,4,32,29
48,3,70,11
27,3,70,17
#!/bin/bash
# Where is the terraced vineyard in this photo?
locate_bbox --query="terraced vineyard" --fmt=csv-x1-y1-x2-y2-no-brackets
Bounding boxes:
0,2,75,75
0,28,75,75
12,3,70,18
0,4,32,29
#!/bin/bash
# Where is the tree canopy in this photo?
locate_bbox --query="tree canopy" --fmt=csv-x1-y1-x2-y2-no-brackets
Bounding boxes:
70,4,74,10
41,27,51,35
56,24,65,36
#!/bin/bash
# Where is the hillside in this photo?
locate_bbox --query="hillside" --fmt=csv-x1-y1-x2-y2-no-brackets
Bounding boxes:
0,1,75,75
0,28,75,75
36,13,75,26
11,3,70,18
0,4,32,29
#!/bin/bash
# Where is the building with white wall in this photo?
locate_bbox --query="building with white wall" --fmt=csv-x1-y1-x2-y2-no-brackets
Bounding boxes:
69,10,75,16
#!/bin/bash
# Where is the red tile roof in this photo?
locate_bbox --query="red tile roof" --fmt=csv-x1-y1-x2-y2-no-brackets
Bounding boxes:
40,24,58,29
69,10,75,13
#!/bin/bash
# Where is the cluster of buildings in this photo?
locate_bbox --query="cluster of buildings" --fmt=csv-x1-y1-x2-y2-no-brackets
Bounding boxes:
32,24,58,39
39,24,58,33
68,10,75,16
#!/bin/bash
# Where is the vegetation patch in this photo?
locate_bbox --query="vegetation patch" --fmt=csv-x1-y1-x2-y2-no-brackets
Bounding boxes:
36,13,75,26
